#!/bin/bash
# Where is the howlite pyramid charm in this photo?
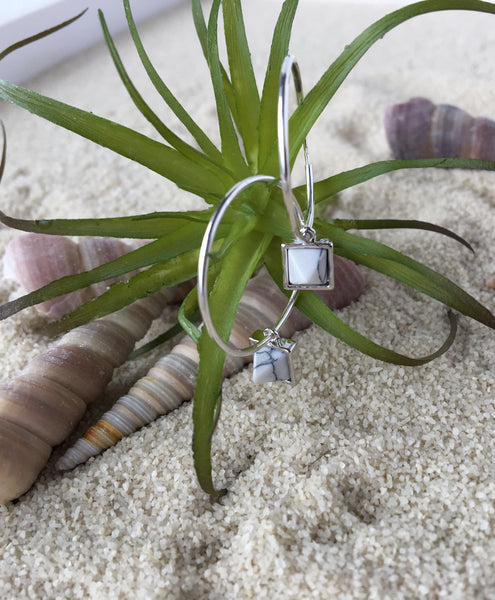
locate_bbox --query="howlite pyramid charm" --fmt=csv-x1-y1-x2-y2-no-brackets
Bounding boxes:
252,337,296,384
282,239,334,290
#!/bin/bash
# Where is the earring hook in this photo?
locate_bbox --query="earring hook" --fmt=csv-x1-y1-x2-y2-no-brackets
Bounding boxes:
277,54,315,241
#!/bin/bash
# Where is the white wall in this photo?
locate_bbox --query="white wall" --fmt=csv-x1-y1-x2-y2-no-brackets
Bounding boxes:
0,0,182,84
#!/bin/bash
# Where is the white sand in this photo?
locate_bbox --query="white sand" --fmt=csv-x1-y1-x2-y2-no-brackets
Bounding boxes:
1,1,495,598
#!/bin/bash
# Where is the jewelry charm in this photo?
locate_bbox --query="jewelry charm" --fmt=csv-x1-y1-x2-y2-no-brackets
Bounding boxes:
277,55,334,291
251,330,296,384
282,237,334,290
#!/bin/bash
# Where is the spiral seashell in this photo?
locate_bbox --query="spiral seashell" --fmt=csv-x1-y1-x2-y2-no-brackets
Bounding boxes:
0,289,185,504
56,258,365,471
3,233,137,320
384,97,495,161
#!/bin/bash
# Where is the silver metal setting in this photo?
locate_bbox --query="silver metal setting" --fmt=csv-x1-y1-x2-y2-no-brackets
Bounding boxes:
281,240,334,290
277,55,313,242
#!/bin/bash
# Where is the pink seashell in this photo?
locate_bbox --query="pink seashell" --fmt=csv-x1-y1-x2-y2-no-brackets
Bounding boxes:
3,233,134,320
0,232,190,503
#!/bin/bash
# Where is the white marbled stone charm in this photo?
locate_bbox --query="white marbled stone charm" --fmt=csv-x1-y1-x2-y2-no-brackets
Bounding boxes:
252,338,296,384
282,240,334,290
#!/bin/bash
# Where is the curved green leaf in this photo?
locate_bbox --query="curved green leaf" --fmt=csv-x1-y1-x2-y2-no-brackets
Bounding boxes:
193,230,272,496
206,0,248,176
0,80,230,199
48,248,200,334
316,220,495,329
258,0,299,168
257,193,482,248
191,0,241,143
0,9,88,62
178,286,201,344
0,208,215,238
0,222,207,320
330,218,473,252
191,0,209,58
0,122,5,182
99,9,229,183
311,157,495,205
263,0,495,172
123,0,223,163
300,290,458,365
129,321,185,360
222,0,260,167
264,242,458,365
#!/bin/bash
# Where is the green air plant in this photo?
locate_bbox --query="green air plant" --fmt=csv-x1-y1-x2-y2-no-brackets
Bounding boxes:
1,0,495,498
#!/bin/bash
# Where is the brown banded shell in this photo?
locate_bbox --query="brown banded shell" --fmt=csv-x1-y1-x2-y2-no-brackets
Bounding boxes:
56,259,366,471
0,290,181,504
384,97,495,161
1,233,365,502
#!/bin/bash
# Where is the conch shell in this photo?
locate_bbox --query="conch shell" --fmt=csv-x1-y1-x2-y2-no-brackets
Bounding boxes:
384,97,495,161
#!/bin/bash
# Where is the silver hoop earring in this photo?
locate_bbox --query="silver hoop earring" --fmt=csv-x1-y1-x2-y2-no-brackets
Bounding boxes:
278,55,334,291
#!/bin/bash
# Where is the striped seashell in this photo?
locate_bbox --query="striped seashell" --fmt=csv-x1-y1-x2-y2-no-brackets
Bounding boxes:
0,290,183,504
384,97,495,161
56,258,365,471
3,233,139,320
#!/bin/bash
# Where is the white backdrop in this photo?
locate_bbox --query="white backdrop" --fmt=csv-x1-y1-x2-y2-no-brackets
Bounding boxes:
0,0,181,84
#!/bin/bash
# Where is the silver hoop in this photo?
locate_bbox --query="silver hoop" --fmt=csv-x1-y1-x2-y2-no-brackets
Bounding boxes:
277,54,315,241
197,175,300,358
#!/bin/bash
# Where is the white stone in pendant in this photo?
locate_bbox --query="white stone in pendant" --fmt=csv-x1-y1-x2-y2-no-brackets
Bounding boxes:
252,338,296,384
282,240,334,290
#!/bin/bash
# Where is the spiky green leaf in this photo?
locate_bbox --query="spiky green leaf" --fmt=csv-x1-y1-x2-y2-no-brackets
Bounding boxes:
0,223,207,320
0,10,88,62
0,208,214,238
193,230,271,495
263,0,495,172
206,0,248,175
222,0,260,167
258,0,299,168
311,157,495,205
0,80,230,199
264,241,458,365
328,219,473,252
123,0,223,163
48,248,201,333
178,286,201,344
317,220,495,329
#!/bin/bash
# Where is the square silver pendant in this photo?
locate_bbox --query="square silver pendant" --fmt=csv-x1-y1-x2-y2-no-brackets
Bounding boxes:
252,338,296,384
282,240,334,290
